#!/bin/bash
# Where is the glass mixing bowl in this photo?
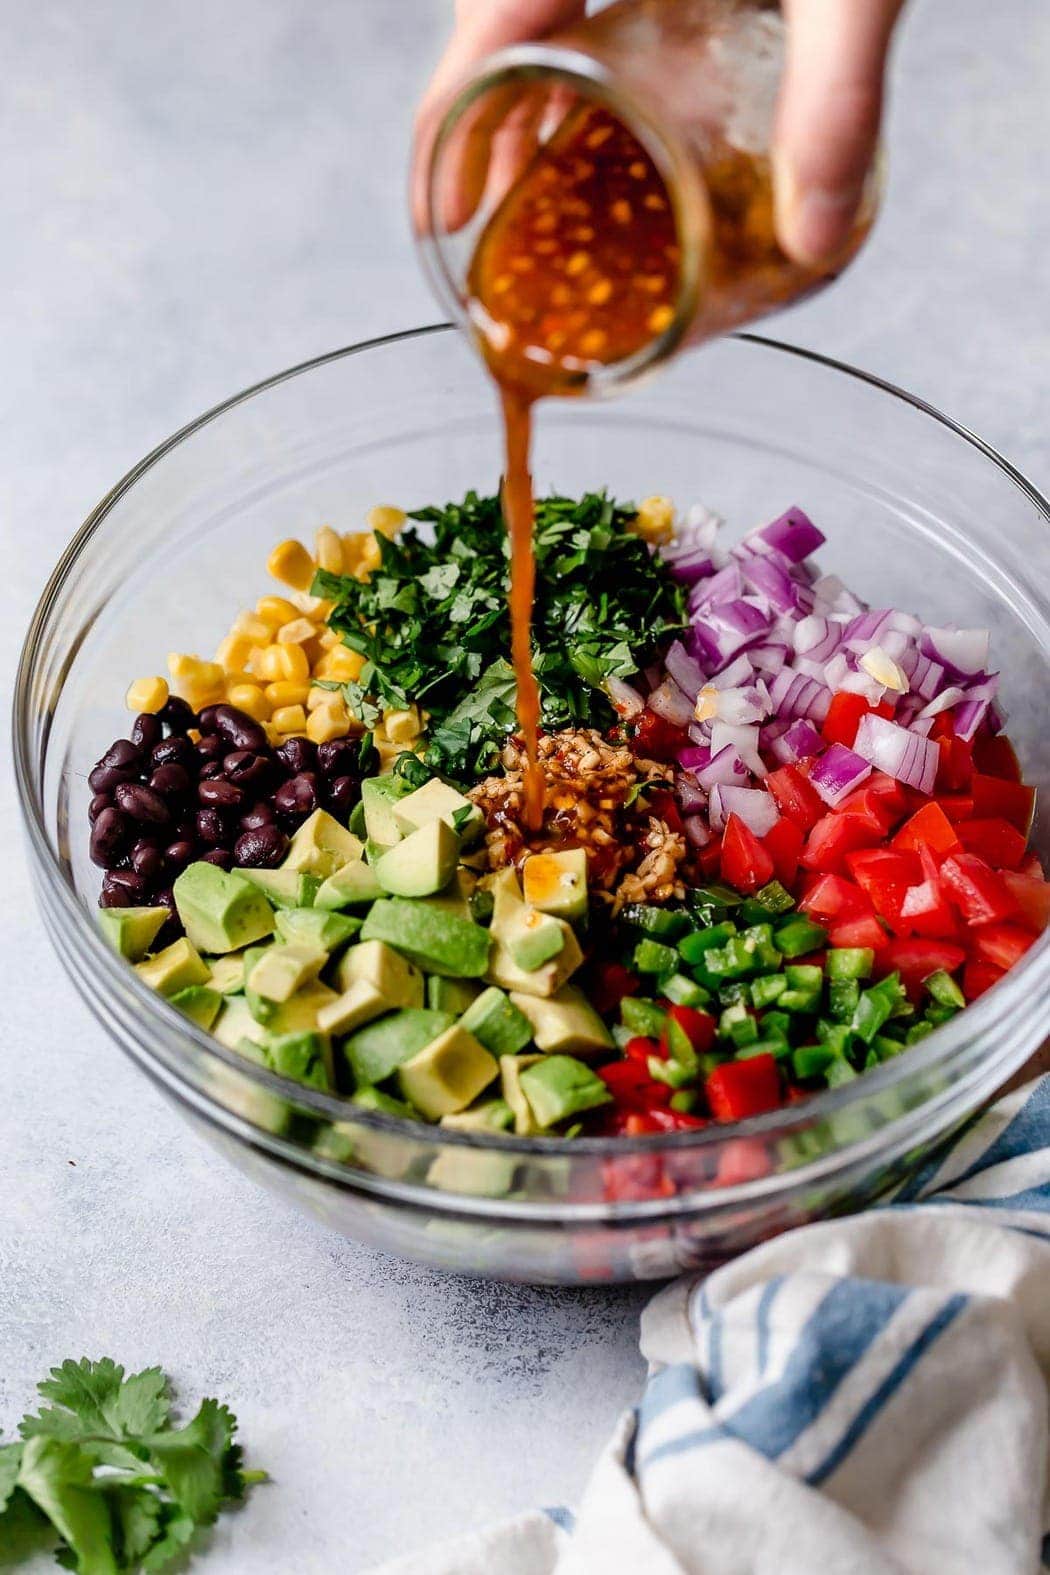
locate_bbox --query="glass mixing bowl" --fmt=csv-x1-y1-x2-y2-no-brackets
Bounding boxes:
15,326,1050,1284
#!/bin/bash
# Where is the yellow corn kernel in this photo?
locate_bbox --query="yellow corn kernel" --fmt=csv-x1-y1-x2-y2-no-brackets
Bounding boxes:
271,704,308,734
357,536,382,577
306,685,340,712
315,645,365,684
168,653,222,685
215,633,255,673
267,539,316,592
255,595,301,632
264,680,311,709
341,534,365,575
292,591,333,618
367,505,407,538
276,617,318,646
179,679,226,711
125,676,168,714
314,525,344,574
630,495,676,545
383,705,422,745
187,728,201,744
300,635,326,669
307,705,350,744
256,643,310,684
318,627,341,650
232,610,272,645
374,733,407,771
251,645,283,683
225,682,271,722
222,669,255,689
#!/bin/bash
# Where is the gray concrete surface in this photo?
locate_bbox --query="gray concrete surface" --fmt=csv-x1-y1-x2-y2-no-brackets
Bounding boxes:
2,1,1048,1568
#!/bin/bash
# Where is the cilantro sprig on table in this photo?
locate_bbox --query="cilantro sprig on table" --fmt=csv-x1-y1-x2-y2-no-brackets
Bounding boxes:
312,490,685,782
0,1358,262,1572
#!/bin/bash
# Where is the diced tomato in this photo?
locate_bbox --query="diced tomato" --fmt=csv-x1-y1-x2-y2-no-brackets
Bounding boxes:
847,846,922,931
935,732,974,792
638,1107,708,1132
1020,852,1046,879
822,692,894,749
765,764,825,832
956,817,1029,871
799,872,872,924
601,1147,675,1200
971,772,1036,833
714,1137,772,1186
892,802,962,860
936,793,975,823
663,1004,716,1055
962,959,1006,1001
828,913,890,952
1001,871,1050,932
624,1035,661,1065
647,787,686,836
879,937,967,1000
834,784,896,836
705,1054,782,1121
940,852,1020,926
972,732,1022,782
898,878,960,939
598,1060,671,1111
720,813,775,894
969,923,1039,972
801,812,884,874
762,815,804,886
632,708,690,763
588,961,639,1015
696,837,723,877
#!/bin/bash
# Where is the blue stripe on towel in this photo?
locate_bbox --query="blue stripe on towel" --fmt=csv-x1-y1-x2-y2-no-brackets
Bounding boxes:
543,1505,576,1532
640,1363,706,1431
806,1293,968,1486
946,1079,1050,1191
924,1185,1050,1215
756,1276,783,1376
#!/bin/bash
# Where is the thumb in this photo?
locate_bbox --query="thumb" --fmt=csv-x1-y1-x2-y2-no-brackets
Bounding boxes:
774,0,905,266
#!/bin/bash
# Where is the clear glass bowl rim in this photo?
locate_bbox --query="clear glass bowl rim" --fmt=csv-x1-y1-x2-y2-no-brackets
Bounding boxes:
13,322,1050,1171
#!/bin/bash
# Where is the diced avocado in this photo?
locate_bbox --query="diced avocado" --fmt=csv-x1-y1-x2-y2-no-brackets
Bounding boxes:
397,1025,498,1119
522,849,588,921
267,1031,330,1091
392,777,484,844
508,909,565,972
427,1147,517,1198
335,939,424,1009
361,898,491,979
314,861,383,911
168,985,223,1031
509,984,614,1055
422,867,476,921
234,867,319,909
97,905,170,961
351,1085,418,1119
315,979,389,1037
282,809,363,878
315,1104,419,1179
440,1097,515,1133
344,1009,455,1087
243,945,277,1024
485,925,583,998
213,995,267,1051
361,776,409,849
499,1053,544,1135
208,953,246,995
274,907,360,952
484,867,579,989
247,943,328,1004
262,981,340,1039
373,818,460,899
519,1055,612,1128
427,976,482,1015
172,863,275,955
135,937,211,997
461,986,534,1056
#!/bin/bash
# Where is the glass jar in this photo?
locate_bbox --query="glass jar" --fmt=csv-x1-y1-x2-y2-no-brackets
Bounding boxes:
416,0,880,395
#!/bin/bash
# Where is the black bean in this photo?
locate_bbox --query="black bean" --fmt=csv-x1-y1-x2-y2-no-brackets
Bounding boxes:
130,712,163,751
100,868,149,905
114,781,171,827
201,848,233,870
196,733,226,764
174,811,198,840
223,750,270,791
197,704,222,735
88,792,111,824
316,738,357,780
88,739,142,795
164,839,197,872
240,801,275,831
151,734,195,771
149,762,191,799
196,808,228,847
199,760,226,781
275,736,317,776
326,775,358,819
212,705,267,753
131,842,166,881
90,806,131,867
234,824,288,868
199,777,244,811
158,695,195,734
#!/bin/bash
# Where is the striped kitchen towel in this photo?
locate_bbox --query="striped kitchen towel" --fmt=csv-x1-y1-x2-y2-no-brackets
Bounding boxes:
373,1074,1050,1575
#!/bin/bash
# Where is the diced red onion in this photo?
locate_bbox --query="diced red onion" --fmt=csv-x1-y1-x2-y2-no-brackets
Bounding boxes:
666,548,717,585
953,699,991,741
886,609,922,638
740,554,816,617
822,652,851,692
684,814,712,849
913,656,946,702
918,685,968,720
664,641,706,703
768,669,832,724
878,629,912,662
813,574,864,616
709,653,756,690
697,744,750,790
749,506,825,563
715,686,770,726
606,676,645,718
648,677,695,728
690,562,744,611
710,785,780,837
711,720,766,778
845,609,895,644
809,743,872,807
768,718,824,765
747,642,791,674
675,770,708,815
920,626,990,678
683,502,723,550
793,615,841,662
838,669,889,706
853,713,939,794
677,744,711,771
909,717,935,737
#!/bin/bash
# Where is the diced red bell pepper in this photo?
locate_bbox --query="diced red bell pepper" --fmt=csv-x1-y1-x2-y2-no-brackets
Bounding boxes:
801,812,884,875
962,958,1006,1001
936,793,975,823
822,692,894,749
632,708,690,764
935,732,974,792
598,1060,671,1110
624,1035,662,1065
601,1147,675,1200
762,815,804,886
956,817,1029,871
638,1107,709,1132
588,961,640,1015
705,1055,782,1122
892,802,962,860
972,732,1022,782
847,846,922,931
714,1137,772,1187
971,772,1036,833
799,872,872,924
969,923,1039,971
828,913,890,952
765,765,825,832
1020,852,1046,879
721,813,775,894
662,1004,717,1055
879,937,967,1000
940,852,1020,926
1001,871,1050,932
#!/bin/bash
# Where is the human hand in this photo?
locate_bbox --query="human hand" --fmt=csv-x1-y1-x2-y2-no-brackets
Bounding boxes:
416,0,905,266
